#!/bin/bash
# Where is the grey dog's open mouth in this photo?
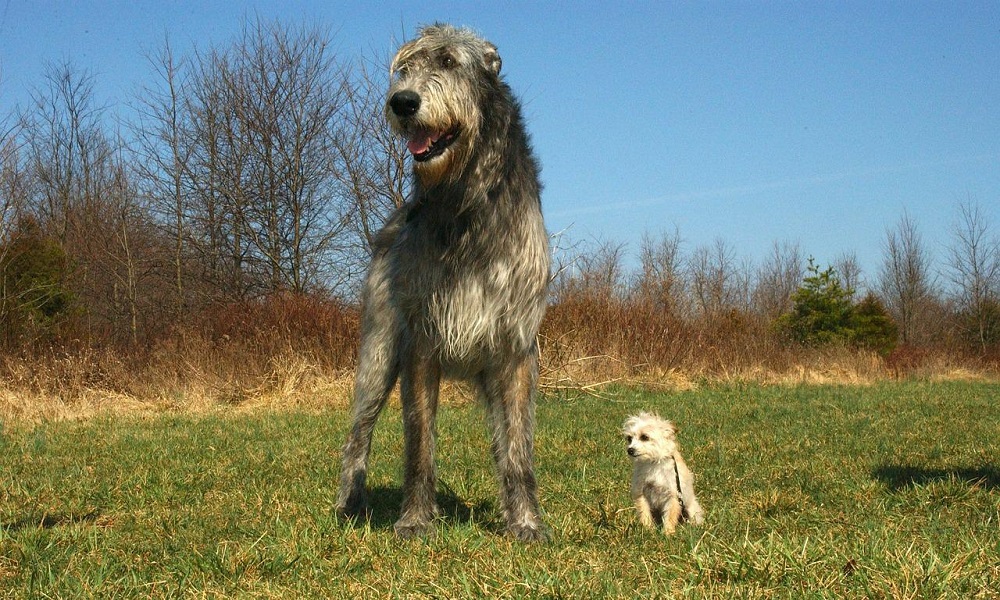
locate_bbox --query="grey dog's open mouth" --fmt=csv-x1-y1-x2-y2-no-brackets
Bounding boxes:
408,126,460,162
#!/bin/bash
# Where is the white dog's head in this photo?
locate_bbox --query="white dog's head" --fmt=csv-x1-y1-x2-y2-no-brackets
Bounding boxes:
622,412,678,462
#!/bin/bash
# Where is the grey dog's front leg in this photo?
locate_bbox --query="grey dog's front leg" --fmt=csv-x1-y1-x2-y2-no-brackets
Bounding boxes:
482,345,547,541
335,334,398,518
394,344,441,538
335,351,397,518
335,247,401,519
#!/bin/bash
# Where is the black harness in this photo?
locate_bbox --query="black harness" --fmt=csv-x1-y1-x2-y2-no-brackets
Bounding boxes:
672,455,688,520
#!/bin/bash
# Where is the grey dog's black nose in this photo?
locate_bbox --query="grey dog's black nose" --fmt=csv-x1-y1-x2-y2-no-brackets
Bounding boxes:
389,90,421,117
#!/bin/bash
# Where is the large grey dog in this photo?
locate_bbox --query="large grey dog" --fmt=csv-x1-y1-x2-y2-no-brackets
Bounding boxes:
335,24,551,541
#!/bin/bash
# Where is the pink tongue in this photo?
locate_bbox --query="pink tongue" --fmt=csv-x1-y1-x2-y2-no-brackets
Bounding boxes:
407,131,438,155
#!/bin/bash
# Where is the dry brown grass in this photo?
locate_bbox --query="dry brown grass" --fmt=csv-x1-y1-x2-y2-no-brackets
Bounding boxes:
1,294,360,423
0,345,355,422
2,294,996,423
538,295,997,391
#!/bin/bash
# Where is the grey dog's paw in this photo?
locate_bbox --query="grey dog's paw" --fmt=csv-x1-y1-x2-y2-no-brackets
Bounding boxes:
506,522,550,543
334,492,369,521
394,517,436,540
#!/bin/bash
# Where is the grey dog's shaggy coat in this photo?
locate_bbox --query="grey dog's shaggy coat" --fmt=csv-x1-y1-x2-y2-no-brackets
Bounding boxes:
335,24,551,541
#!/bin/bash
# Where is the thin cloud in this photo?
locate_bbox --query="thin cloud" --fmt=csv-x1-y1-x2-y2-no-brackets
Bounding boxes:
547,153,998,220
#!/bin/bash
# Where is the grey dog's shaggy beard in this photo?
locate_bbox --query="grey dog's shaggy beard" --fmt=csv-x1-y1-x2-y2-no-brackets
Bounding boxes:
336,24,551,542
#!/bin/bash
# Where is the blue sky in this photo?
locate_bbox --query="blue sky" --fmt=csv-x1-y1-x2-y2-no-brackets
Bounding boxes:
2,1,998,290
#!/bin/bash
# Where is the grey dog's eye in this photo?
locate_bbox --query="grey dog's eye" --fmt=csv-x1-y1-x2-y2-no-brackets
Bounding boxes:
439,53,456,69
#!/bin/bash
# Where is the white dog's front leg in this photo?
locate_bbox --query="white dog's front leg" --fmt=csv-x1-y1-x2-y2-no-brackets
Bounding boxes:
662,496,681,535
634,495,655,528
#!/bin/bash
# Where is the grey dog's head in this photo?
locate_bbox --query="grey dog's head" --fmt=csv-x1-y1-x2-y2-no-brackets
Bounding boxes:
385,24,503,185
622,412,678,462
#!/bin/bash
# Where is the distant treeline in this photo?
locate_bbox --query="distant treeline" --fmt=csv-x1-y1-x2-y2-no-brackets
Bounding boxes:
1,18,997,402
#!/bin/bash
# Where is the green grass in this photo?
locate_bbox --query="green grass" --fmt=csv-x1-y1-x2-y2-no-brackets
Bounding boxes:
1,382,999,598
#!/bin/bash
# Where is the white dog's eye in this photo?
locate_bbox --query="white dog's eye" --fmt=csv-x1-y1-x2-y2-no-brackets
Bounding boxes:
639,434,649,442
625,435,632,443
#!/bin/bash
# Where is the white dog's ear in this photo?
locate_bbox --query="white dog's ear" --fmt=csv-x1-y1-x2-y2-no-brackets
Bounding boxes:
623,414,641,434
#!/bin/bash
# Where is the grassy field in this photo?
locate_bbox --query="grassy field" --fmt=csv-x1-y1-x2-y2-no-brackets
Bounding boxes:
1,381,998,598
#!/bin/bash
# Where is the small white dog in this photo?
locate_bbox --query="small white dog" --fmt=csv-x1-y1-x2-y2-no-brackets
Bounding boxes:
623,412,704,534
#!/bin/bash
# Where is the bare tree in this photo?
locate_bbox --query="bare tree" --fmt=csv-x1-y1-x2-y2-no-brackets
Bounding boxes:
1,113,29,341
1,114,26,237
752,240,803,320
132,37,194,317
24,63,110,337
225,18,354,293
833,251,863,301
17,62,164,344
946,200,1000,351
145,18,358,298
336,55,408,255
26,62,115,243
552,237,628,301
689,238,748,317
106,142,148,343
184,47,242,295
634,228,686,314
877,212,936,345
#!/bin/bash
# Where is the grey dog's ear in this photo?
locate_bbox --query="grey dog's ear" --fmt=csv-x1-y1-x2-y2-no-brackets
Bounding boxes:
484,43,501,75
